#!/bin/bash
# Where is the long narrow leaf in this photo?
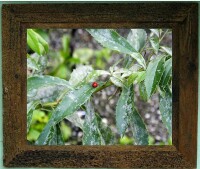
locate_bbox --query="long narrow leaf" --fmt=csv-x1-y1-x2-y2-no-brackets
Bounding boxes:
129,107,149,145
27,75,73,101
144,56,165,99
160,92,172,137
69,65,93,86
159,58,172,91
35,32,49,54
65,112,84,129
127,85,149,145
127,29,147,52
27,100,40,132
116,85,149,144
83,101,114,145
48,124,65,145
160,46,172,56
150,29,160,37
110,76,124,88
27,29,49,55
139,81,148,101
150,36,159,54
35,82,104,145
82,101,104,145
116,87,131,136
27,29,41,55
87,29,146,68
27,57,39,70
95,113,115,145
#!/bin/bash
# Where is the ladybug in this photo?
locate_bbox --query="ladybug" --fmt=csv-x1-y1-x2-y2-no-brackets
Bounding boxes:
92,82,98,88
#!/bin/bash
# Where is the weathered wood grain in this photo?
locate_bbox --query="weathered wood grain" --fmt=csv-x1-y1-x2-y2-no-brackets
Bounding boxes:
178,4,198,166
2,3,198,168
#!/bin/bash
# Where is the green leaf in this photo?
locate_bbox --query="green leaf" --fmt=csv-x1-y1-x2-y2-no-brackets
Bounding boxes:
69,65,93,86
127,29,147,52
127,85,149,145
56,124,65,145
48,124,65,145
27,29,49,55
27,57,39,70
83,101,114,145
150,36,159,54
86,69,110,82
135,71,146,83
84,69,110,86
130,53,146,69
87,29,137,53
150,29,160,37
160,46,172,56
52,83,103,123
127,73,138,86
35,32,49,54
122,64,141,78
159,58,172,91
27,101,40,132
113,68,129,75
159,92,172,137
116,86,132,136
129,107,149,145
27,75,73,101
139,81,148,101
62,35,70,55
35,82,104,145
95,70,111,76
110,76,124,88
123,55,134,69
65,112,84,129
126,71,146,86
87,29,146,68
116,85,149,144
144,56,165,99
82,101,105,145
95,113,115,145
27,29,41,55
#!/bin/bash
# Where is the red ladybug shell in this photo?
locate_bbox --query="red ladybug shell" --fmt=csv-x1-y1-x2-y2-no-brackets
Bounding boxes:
92,82,98,88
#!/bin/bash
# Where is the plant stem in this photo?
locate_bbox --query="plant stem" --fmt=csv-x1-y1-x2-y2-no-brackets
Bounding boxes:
40,108,52,112
108,87,120,100
145,47,154,51
159,29,169,43
94,80,113,94
56,89,70,102
42,101,59,108
40,81,113,109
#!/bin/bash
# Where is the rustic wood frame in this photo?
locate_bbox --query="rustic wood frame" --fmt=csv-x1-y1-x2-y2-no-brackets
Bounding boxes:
2,3,198,168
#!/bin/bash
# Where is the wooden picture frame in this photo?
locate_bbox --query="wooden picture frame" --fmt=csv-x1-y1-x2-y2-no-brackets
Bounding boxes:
2,3,198,168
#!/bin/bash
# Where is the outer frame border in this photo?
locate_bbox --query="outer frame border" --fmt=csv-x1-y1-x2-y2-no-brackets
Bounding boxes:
2,3,198,168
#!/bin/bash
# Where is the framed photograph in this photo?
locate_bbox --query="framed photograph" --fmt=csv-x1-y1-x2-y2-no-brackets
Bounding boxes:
2,3,198,168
